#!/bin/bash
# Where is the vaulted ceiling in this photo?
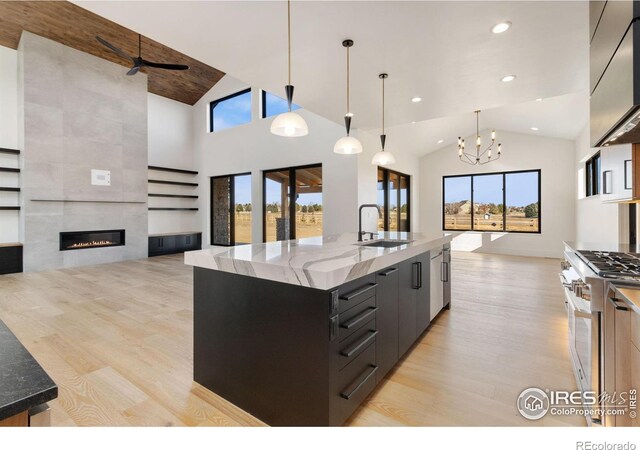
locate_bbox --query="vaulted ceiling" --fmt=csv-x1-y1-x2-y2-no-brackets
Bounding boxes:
0,1,225,105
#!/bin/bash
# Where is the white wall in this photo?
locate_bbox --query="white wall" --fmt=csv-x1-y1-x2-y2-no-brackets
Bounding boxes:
419,130,576,258
192,75,359,246
147,93,198,235
574,125,621,244
0,45,19,243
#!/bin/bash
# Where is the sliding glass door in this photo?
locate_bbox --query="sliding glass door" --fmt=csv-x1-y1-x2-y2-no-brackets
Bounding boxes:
210,173,252,246
377,167,410,232
263,164,322,242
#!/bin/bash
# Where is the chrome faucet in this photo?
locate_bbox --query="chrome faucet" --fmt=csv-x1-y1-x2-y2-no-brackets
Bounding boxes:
358,204,382,242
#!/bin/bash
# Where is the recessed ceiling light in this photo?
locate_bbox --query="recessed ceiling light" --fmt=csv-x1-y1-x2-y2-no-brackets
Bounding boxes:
437,139,444,144
411,97,422,103
501,75,516,82
536,98,543,102
531,127,539,131
491,21,511,34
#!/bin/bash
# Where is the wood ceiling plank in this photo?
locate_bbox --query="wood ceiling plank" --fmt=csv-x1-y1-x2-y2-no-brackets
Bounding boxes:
0,1,224,105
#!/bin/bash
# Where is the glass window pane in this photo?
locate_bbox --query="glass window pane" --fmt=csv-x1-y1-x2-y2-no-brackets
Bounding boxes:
211,177,231,245
211,90,252,132
264,170,290,242
377,168,385,231
473,174,504,231
443,176,472,230
388,172,399,231
399,175,409,232
506,172,540,232
295,166,322,239
233,175,252,244
263,91,301,118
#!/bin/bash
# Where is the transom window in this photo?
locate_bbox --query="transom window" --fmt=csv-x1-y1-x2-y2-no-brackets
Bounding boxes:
209,88,252,132
261,90,301,119
585,152,601,197
442,169,541,233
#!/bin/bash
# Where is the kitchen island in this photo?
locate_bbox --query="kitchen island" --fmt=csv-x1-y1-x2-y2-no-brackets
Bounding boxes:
185,232,453,426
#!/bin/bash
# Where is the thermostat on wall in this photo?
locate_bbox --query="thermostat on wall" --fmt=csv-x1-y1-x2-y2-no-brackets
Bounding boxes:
91,169,111,186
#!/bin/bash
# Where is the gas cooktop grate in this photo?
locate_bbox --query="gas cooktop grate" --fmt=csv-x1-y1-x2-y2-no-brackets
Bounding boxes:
577,250,640,279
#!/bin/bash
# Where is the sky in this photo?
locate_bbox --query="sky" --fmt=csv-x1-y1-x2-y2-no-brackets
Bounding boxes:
444,172,539,207
212,90,301,132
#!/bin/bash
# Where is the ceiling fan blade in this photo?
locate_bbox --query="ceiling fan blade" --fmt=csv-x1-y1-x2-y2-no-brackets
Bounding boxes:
126,65,141,76
141,59,190,71
96,36,134,62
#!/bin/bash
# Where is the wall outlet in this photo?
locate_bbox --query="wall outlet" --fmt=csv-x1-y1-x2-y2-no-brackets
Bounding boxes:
91,169,111,186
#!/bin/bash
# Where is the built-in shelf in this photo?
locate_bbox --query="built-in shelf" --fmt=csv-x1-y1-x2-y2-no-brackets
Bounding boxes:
148,179,198,187
31,199,146,203
148,193,198,199
0,148,20,155
0,206,20,211
0,167,20,173
0,187,20,192
148,165,198,175
149,207,199,211
149,231,201,237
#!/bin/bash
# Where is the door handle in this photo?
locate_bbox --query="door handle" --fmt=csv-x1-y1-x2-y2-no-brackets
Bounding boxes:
418,261,423,288
608,297,629,311
412,262,419,289
379,267,398,276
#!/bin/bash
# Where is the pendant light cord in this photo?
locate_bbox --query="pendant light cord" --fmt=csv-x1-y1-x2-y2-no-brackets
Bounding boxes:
287,0,291,87
382,76,385,135
346,45,350,115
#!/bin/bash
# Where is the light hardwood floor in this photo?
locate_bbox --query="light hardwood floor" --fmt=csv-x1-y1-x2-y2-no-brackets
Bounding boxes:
0,251,583,426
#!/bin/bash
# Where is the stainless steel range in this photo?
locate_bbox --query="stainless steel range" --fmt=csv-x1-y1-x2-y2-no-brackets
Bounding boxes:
576,250,640,280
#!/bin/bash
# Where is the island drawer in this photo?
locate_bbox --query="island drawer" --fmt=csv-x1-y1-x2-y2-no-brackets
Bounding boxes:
338,296,377,340
334,274,377,313
330,341,377,426
334,318,377,371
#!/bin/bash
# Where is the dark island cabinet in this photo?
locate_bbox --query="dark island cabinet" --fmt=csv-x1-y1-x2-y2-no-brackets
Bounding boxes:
193,248,449,426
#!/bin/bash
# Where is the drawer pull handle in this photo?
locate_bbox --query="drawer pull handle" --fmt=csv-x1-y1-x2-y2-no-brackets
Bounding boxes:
340,365,379,400
341,307,378,330
340,330,378,358
339,283,377,301
379,268,398,276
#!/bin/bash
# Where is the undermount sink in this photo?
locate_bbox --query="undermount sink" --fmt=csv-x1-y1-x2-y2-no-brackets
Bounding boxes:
358,240,412,248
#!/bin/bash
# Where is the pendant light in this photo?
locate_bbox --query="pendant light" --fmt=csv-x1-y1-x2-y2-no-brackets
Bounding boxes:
270,0,308,137
371,73,396,166
334,39,363,155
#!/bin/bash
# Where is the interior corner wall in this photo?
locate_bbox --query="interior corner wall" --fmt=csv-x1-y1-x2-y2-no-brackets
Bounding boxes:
357,130,420,233
419,130,576,258
147,93,199,235
0,45,19,243
192,75,359,247
574,125,620,244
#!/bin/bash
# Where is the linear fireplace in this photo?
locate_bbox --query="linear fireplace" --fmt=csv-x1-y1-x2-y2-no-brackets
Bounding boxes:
59,229,125,251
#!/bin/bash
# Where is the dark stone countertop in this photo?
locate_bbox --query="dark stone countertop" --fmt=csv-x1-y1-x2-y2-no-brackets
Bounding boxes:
0,319,57,421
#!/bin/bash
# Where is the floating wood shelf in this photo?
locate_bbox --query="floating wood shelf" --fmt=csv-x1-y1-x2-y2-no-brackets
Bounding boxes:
0,148,20,155
148,179,198,187
31,199,146,204
149,207,199,211
148,193,198,199
0,187,20,192
148,165,198,175
0,167,20,173
0,206,20,211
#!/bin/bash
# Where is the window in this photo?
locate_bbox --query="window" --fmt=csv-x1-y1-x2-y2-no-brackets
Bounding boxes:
263,164,322,242
442,169,541,233
210,173,252,246
209,88,252,132
377,167,410,232
585,152,601,197
261,90,301,119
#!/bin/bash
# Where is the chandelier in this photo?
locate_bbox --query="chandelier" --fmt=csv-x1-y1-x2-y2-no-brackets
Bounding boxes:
458,110,502,165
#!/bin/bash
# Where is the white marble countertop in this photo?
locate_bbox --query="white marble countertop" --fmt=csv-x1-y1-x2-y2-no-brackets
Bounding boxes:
184,232,453,290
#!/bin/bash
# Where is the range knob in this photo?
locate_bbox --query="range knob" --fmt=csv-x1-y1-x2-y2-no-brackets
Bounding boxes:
561,260,571,270
581,285,592,301
571,280,584,297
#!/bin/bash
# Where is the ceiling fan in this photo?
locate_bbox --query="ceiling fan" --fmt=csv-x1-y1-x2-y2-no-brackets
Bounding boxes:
96,34,189,76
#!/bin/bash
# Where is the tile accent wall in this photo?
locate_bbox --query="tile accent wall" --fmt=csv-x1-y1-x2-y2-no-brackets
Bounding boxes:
18,32,148,271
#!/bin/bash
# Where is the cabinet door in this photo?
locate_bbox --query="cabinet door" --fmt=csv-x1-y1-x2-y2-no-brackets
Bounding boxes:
443,245,451,309
601,145,632,202
416,252,430,335
398,258,417,357
429,250,444,321
376,266,399,381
